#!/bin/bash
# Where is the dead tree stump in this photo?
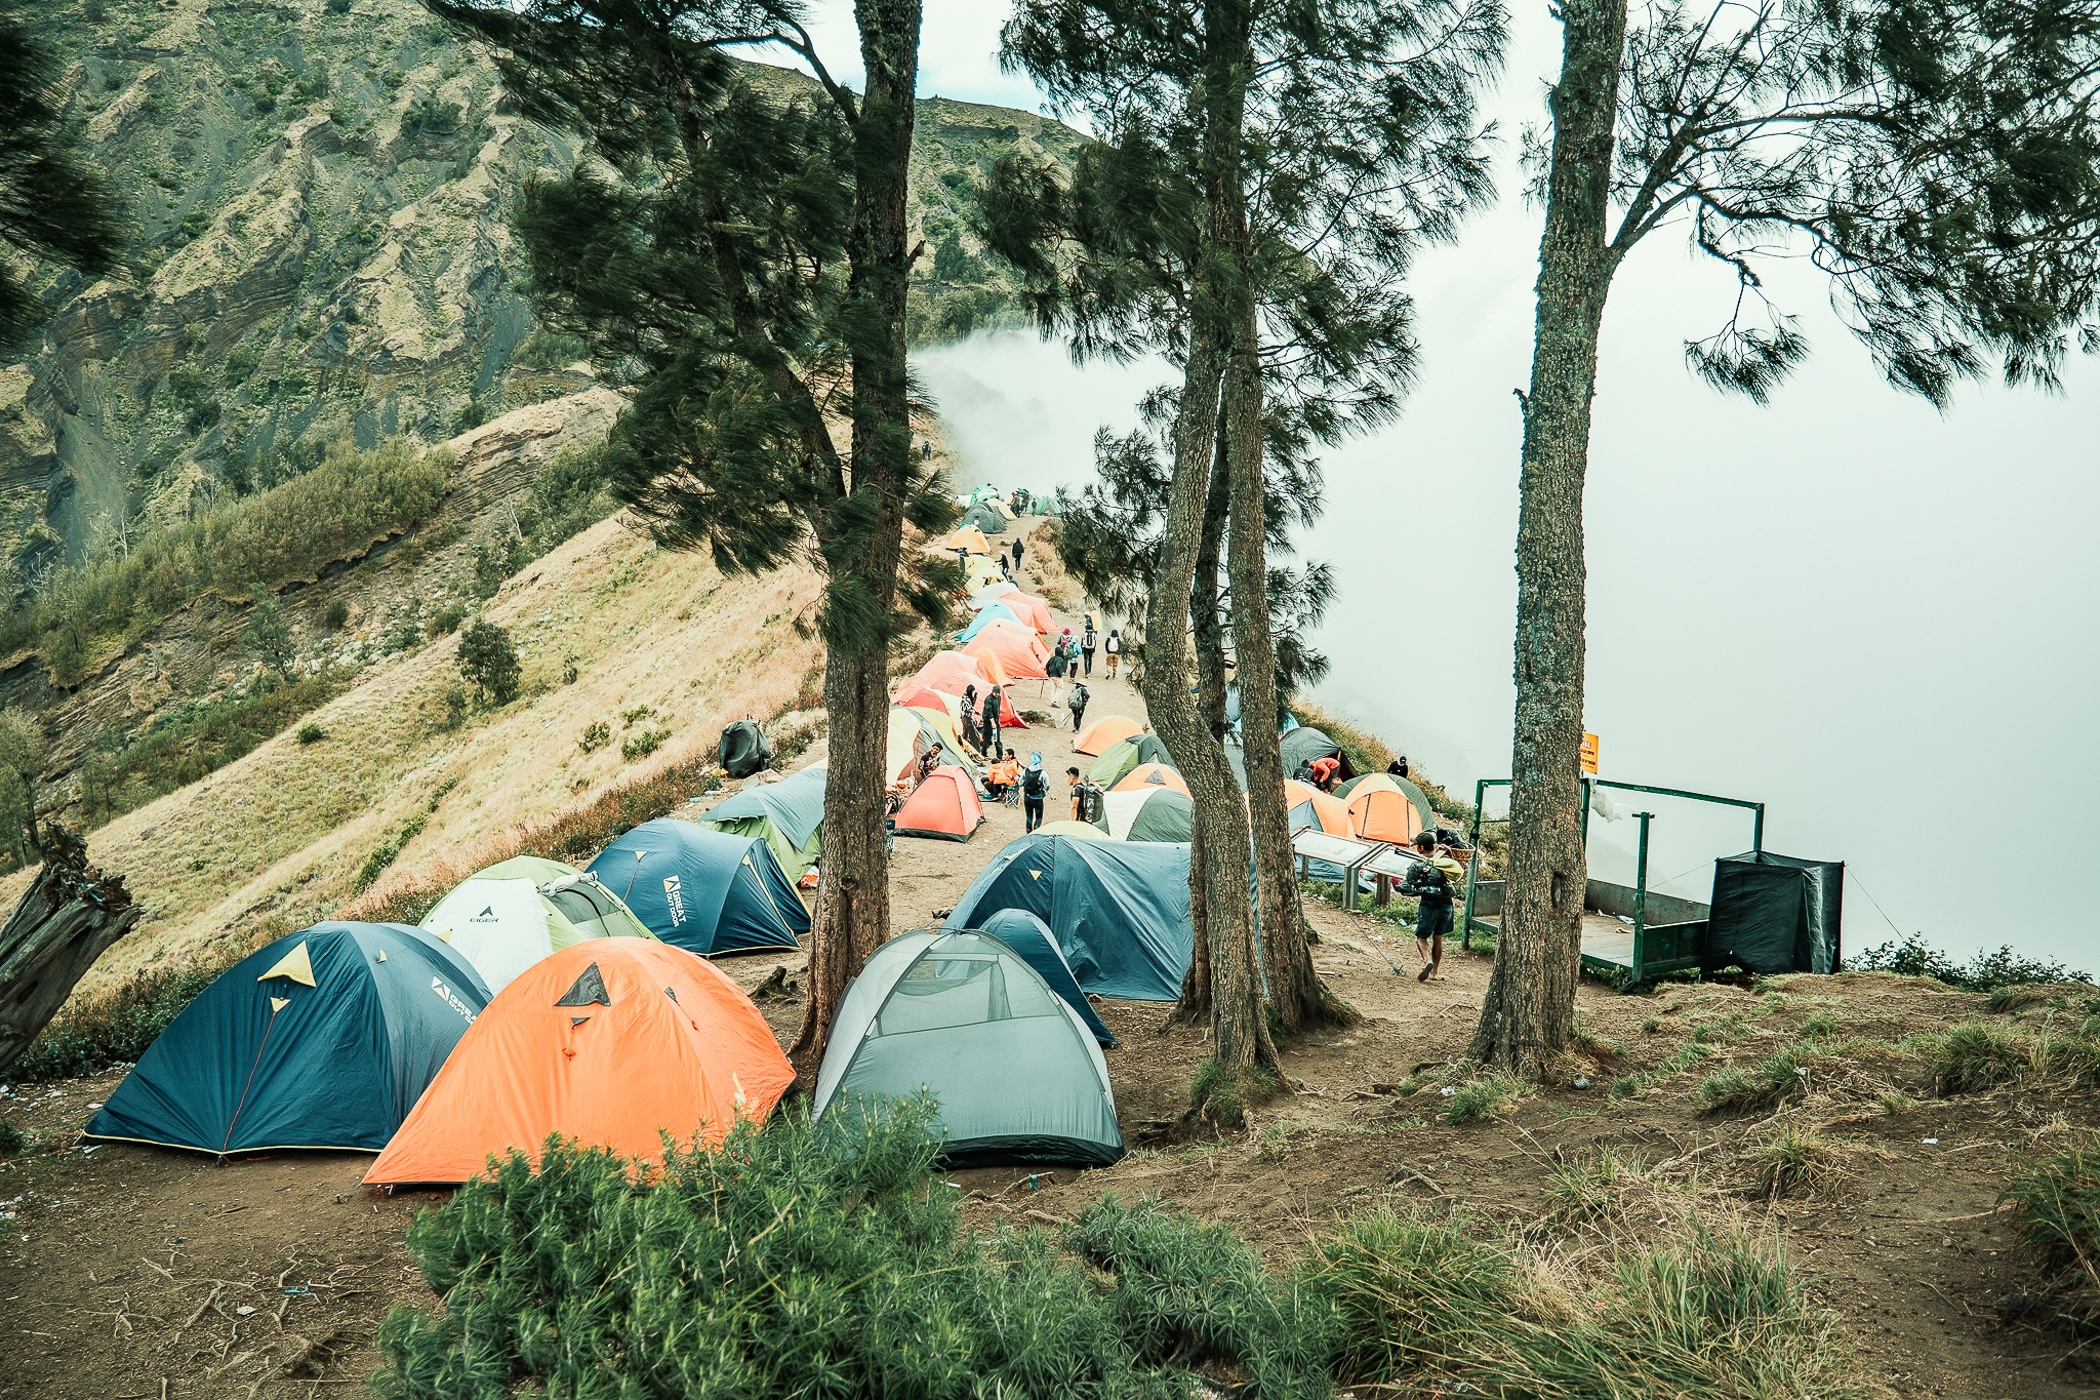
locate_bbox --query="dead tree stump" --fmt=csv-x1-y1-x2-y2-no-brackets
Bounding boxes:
0,827,144,1076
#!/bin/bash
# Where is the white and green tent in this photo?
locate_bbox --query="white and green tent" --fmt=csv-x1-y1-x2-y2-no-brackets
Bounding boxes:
421,855,655,994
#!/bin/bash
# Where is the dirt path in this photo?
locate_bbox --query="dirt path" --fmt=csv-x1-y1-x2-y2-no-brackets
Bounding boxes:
4,529,2096,1398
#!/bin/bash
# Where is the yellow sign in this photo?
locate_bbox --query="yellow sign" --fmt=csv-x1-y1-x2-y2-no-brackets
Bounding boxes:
1579,732,1600,775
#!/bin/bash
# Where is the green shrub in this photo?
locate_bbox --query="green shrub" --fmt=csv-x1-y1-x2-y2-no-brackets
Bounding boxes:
1300,1210,1527,1384
1930,1021,2033,1095
578,720,610,754
0,1121,24,1154
2003,1133,2100,1329
1852,934,2092,993
1187,1056,1280,1129
9,959,225,1081
427,600,466,636
375,1099,1306,1400
354,813,428,894
295,721,325,744
322,598,350,630
620,726,668,761
457,621,520,707
1446,1073,1527,1125
1692,1051,1805,1115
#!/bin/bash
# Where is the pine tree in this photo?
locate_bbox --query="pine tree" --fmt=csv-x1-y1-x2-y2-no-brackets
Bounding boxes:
423,0,941,1082
1479,0,2100,1076
987,0,1501,1050
0,0,122,354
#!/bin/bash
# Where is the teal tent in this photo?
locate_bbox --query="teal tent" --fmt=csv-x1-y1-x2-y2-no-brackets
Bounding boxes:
814,930,1123,1167
1280,726,1354,781
84,923,487,1156
588,819,806,956
944,834,1193,1001
959,501,1009,534
976,907,1116,1046
956,602,1023,643
701,764,826,879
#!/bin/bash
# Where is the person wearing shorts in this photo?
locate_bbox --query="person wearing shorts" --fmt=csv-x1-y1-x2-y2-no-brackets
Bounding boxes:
1398,831,1465,982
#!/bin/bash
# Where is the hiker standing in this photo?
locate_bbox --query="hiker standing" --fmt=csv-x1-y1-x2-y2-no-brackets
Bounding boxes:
1021,754,1047,832
1066,766,1085,821
1388,756,1409,778
1080,617,1098,676
980,686,1004,761
1068,680,1089,731
1104,628,1121,679
1398,832,1465,983
1011,537,1025,572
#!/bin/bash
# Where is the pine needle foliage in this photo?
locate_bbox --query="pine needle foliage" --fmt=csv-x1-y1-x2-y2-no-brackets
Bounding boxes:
2003,1133,2100,1330
376,1099,1321,1399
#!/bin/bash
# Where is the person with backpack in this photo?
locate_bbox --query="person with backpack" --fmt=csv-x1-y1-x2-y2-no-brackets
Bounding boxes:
1104,628,1121,679
1397,831,1467,983
1047,644,1067,680
1068,680,1089,731
1011,537,1025,572
1021,753,1048,832
1080,616,1098,676
980,686,1004,761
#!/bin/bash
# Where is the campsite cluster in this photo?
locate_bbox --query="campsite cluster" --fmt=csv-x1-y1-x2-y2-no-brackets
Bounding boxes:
67,502,1451,1186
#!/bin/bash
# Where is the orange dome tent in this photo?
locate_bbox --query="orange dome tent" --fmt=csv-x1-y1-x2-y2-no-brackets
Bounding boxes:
900,653,1021,726
892,766,985,841
1075,715,1143,756
964,621,1049,681
1346,774,1429,845
1283,779,1352,837
998,592,1057,634
1112,762,1190,796
363,940,793,1186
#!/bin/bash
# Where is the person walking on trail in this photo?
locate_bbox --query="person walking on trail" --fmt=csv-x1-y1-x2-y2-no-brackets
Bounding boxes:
1068,680,1089,731
1021,754,1048,832
1011,537,1025,572
1104,628,1121,679
980,686,1004,762
1398,831,1466,983
1080,617,1098,676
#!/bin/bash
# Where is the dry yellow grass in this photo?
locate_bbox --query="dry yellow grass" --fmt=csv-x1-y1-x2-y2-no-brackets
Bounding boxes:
63,513,825,992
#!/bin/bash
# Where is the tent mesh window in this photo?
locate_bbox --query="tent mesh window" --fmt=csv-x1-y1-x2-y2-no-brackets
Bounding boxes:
875,950,1063,1036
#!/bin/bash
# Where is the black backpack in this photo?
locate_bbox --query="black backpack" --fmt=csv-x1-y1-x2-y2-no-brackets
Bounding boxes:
1080,782,1106,825
1022,767,1047,798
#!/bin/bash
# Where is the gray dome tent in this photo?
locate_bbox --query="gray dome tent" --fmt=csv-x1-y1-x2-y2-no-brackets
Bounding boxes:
958,501,1009,535
813,929,1123,1167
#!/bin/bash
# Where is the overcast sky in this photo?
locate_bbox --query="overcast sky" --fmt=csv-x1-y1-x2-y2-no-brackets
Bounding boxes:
802,2,2100,972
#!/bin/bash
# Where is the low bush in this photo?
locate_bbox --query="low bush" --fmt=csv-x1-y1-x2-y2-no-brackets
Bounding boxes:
1851,934,2092,994
1446,1074,1529,1125
1693,1051,1806,1116
295,721,326,744
2003,1133,2100,1330
375,1098,1321,1400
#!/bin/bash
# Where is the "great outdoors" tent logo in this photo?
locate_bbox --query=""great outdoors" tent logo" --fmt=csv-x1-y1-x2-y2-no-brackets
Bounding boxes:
430,977,478,1022
662,874,686,927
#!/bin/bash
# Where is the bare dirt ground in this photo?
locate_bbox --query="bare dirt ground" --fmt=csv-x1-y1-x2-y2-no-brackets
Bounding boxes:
2,534,2094,1399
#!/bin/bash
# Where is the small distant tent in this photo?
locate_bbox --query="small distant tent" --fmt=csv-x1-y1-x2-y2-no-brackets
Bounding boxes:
812,930,1123,1167
1283,779,1352,837
422,856,656,995
1279,726,1355,783
905,706,984,780
964,555,1006,591
1340,773,1435,845
587,819,806,957
957,602,1024,643
1705,851,1844,975
1087,732,1175,787
366,940,794,1186
959,502,1008,535
964,621,1050,681
999,593,1058,634
885,706,984,786
891,684,965,720
85,923,487,1156
937,527,993,555
1112,762,1189,797
903,653,1023,726
1102,786,1194,842
894,766,986,841
970,581,1019,611
1075,715,1143,756
717,720,772,779
976,908,1117,1045
945,834,1194,1001
701,764,827,880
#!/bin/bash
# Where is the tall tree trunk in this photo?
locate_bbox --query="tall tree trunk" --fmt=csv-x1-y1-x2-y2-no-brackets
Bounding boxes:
1222,330,1355,1034
1171,426,1234,1023
790,0,922,1087
1469,0,1625,1078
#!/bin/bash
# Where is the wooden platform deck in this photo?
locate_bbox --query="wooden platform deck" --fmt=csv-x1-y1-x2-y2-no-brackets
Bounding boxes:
1468,912,1641,970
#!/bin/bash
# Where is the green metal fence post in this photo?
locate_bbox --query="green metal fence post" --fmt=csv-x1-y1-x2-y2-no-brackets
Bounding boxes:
1463,779,1486,950
1752,803,1766,855
1632,811,1653,982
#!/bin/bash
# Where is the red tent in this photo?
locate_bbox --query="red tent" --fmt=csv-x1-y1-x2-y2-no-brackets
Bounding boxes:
892,766,986,841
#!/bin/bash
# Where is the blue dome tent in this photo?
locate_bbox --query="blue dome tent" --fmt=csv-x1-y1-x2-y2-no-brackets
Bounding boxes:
84,923,487,1157
944,834,1193,1001
974,907,1117,1046
588,818,807,956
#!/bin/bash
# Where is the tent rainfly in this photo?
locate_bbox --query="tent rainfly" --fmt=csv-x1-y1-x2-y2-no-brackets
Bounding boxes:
421,856,656,995
365,940,794,1186
1101,786,1194,842
893,766,986,841
717,720,772,779
944,834,1193,1001
701,764,827,880
85,923,488,1156
587,819,806,956
813,930,1124,1167
1706,851,1844,975
975,907,1116,1046
1075,714,1144,756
